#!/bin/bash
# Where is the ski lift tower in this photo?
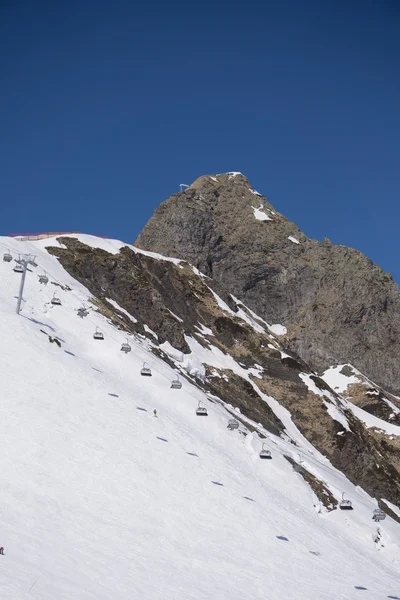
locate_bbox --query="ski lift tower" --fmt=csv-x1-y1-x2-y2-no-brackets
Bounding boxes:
179,184,189,192
15,254,37,315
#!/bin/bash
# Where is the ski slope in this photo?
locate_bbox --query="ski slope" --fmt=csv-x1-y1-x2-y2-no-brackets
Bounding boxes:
0,235,399,600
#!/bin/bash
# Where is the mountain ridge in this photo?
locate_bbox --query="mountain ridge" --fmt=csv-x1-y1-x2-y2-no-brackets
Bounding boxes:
136,172,400,395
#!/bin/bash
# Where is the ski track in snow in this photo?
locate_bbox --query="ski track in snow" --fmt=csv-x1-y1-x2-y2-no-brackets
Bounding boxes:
0,235,399,599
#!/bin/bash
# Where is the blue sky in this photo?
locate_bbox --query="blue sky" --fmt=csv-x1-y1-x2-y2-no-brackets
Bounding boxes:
1,1,399,280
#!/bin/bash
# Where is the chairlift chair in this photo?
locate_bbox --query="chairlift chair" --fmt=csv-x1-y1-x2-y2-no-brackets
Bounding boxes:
259,443,272,459
3,251,12,262
141,362,152,376
38,273,49,285
339,493,353,510
372,508,386,522
13,263,23,273
51,294,62,306
196,402,208,416
227,419,239,430
121,339,131,353
170,375,182,389
93,327,104,340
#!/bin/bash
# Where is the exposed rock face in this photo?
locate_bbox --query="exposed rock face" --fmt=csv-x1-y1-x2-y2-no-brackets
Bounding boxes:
136,173,400,394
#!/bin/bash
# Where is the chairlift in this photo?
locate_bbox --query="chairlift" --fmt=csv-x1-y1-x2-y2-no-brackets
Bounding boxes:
141,362,152,377
3,251,12,262
13,263,23,273
196,401,208,416
38,273,49,285
339,493,353,511
227,419,239,430
51,294,62,306
372,508,386,522
77,306,89,318
259,443,272,459
93,327,104,340
170,375,182,389
121,339,131,353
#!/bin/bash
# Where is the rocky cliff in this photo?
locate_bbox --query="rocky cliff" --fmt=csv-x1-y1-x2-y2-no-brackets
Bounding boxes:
136,172,400,394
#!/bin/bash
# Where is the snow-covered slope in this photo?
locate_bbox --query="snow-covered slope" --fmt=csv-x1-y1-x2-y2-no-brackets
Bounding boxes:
0,235,399,600
322,364,400,431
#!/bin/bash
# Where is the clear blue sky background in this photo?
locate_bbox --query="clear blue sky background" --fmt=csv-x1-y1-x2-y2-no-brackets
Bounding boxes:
1,1,399,279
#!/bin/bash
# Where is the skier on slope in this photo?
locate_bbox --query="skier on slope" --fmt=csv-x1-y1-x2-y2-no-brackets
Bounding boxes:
153,409,157,417
0,547,4,555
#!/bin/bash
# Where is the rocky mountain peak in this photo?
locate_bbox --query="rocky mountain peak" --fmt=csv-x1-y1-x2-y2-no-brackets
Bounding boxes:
136,174,400,395
190,171,249,188
137,172,302,275
182,172,279,216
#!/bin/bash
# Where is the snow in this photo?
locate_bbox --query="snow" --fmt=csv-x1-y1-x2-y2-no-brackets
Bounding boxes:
299,373,325,398
0,233,399,599
269,324,287,336
230,296,267,334
383,396,400,415
249,188,262,197
106,298,138,323
211,292,268,336
195,322,214,336
208,287,236,316
160,340,205,379
159,340,184,362
210,176,218,182
288,235,300,245
253,205,272,221
322,366,400,432
143,324,159,339
192,265,208,279
210,369,221,378
299,374,351,432
185,335,248,381
31,233,183,265
236,307,266,333
382,499,400,519
321,364,361,393
167,309,183,323
322,365,400,416
324,402,352,432
247,364,263,379
234,300,271,331
345,402,400,437
227,171,242,177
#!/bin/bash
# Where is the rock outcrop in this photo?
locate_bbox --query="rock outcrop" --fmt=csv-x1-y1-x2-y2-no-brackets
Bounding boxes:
136,172,400,394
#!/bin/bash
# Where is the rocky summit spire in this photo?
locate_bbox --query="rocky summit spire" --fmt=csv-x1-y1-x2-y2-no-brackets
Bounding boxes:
136,173,400,394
